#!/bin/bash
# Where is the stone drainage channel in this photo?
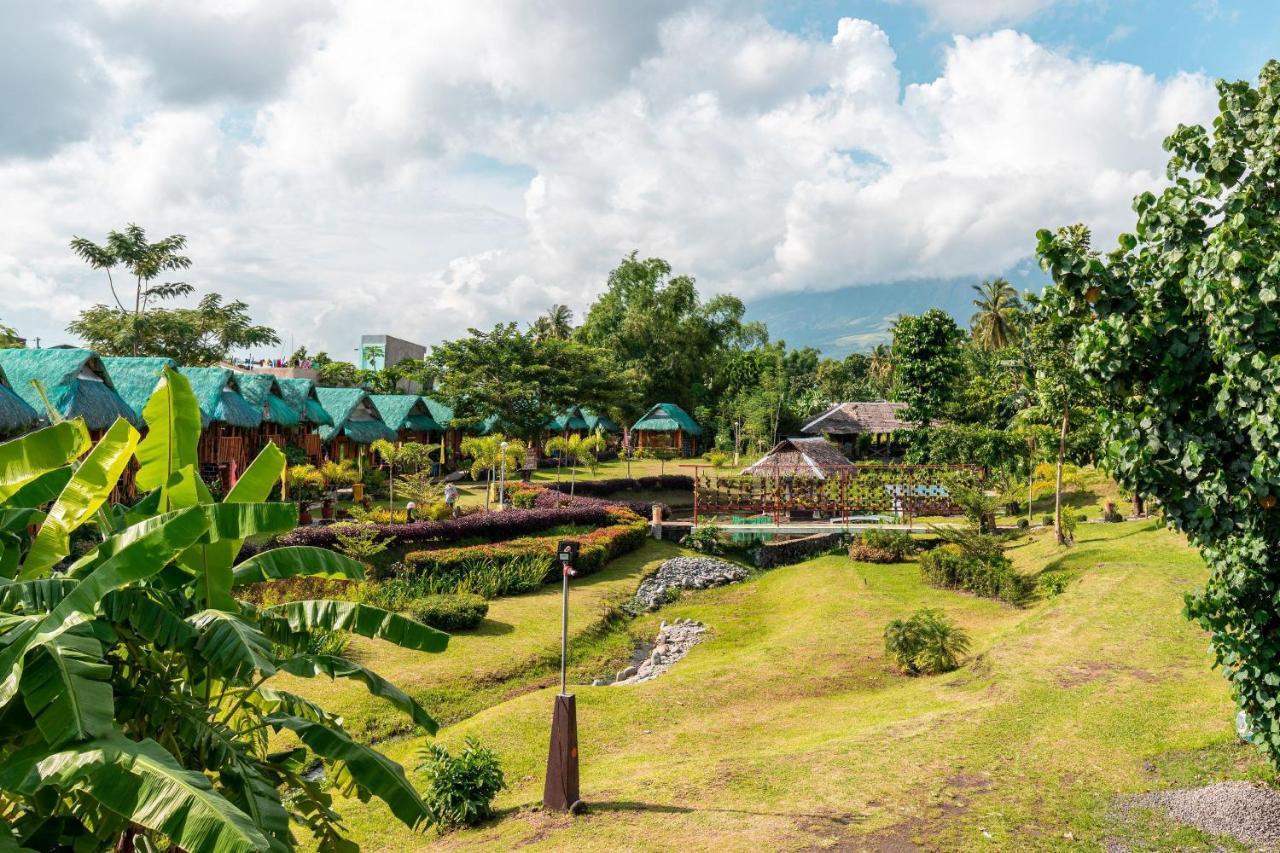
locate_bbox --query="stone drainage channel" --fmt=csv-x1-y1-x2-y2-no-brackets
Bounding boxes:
590,556,747,687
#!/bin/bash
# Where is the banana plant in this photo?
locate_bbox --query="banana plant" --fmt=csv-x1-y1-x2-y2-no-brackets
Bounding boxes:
0,368,449,852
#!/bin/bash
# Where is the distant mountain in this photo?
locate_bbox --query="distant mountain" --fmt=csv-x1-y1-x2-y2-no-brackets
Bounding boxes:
745,264,1048,357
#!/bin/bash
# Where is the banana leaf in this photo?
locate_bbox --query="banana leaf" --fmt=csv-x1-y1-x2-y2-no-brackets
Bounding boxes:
232,547,365,587
280,654,437,733
6,468,73,510
135,367,201,496
20,626,114,747
23,419,139,578
0,422,89,503
264,600,449,653
189,610,277,682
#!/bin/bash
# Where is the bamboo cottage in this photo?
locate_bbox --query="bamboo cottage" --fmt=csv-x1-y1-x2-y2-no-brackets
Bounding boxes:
235,372,301,453
314,387,396,460
422,396,461,464
277,378,333,462
0,348,140,437
178,366,262,488
631,402,702,456
99,356,176,418
0,363,38,438
368,394,443,443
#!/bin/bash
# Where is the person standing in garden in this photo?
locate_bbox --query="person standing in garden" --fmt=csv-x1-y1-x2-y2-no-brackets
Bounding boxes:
444,481,459,517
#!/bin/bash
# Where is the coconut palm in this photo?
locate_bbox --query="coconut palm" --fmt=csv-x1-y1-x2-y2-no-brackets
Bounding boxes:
544,430,607,496
969,278,1023,351
460,434,527,509
867,344,894,397
530,304,574,341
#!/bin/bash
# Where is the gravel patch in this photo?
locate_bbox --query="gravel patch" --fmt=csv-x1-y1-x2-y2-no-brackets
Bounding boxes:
1127,781,1280,849
633,556,747,610
613,619,707,685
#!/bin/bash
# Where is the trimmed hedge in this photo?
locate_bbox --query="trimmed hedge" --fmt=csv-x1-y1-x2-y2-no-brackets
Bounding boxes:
409,594,489,631
404,515,649,580
530,485,668,521
544,474,692,497
750,532,847,569
918,544,1035,605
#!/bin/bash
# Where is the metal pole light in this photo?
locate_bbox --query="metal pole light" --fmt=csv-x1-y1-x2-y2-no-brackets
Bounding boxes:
544,540,582,814
499,440,509,506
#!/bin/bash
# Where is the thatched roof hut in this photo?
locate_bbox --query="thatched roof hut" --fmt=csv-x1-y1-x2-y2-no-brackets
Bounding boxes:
546,406,590,432
581,408,620,434
631,402,701,454
801,402,916,436
741,437,853,479
235,372,300,428
314,387,396,444
177,367,262,429
0,363,38,437
99,356,177,417
368,394,442,435
421,396,453,429
277,378,333,426
0,348,141,431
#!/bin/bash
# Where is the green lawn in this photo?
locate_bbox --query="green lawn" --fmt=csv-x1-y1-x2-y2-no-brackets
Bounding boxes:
313,520,1269,851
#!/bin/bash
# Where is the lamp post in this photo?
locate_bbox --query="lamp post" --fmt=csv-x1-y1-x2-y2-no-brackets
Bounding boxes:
544,540,582,813
499,440,509,506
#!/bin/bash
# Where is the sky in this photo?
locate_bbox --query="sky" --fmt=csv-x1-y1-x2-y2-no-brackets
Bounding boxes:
1,0,1276,359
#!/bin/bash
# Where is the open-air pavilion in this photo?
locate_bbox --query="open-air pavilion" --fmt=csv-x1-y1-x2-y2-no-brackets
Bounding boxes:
0,348,140,437
631,402,702,456
742,436,854,479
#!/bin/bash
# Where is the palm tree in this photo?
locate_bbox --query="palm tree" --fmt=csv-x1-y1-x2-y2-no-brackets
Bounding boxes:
460,434,527,509
867,344,894,397
531,304,574,341
544,430,607,496
969,278,1022,351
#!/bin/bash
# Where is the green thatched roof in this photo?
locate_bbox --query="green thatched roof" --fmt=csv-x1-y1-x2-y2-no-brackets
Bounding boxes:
582,408,621,433
177,367,262,429
632,402,701,436
99,356,177,416
368,394,443,433
314,387,396,444
421,397,454,428
277,378,333,426
546,406,590,432
0,348,141,431
235,372,300,428
0,365,38,436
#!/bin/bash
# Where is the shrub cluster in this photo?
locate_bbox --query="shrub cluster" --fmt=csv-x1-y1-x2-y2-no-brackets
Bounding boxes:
409,593,489,631
404,515,647,579
750,531,846,569
416,738,506,831
918,544,1034,605
849,528,917,563
884,608,970,675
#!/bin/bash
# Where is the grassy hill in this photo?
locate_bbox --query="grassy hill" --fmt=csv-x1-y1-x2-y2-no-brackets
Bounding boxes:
318,522,1271,850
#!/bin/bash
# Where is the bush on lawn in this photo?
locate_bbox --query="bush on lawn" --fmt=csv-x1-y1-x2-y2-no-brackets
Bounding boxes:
849,528,916,563
409,593,490,631
681,522,725,555
884,608,971,675
417,738,506,831
531,485,667,520
918,544,1034,605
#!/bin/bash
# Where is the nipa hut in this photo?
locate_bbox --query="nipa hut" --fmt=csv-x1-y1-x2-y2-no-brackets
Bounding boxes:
314,387,397,461
0,347,140,437
741,437,853,479
277,378,333,463
545,406,590,437
235,372,301,453
368,394,442,443
178,367,262,488
0,363,39,438
631,402,702,456
800,401,917,459
99,356,176,418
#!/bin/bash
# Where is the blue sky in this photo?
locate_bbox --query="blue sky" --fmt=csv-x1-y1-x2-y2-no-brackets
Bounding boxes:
0,1,1274,356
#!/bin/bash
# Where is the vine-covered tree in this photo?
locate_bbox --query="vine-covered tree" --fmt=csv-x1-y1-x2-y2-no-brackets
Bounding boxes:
1036,60,1280,767
890,309,965,426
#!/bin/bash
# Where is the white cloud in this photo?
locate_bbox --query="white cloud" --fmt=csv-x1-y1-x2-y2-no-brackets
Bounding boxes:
0,2,1217,356
898,0,1071,31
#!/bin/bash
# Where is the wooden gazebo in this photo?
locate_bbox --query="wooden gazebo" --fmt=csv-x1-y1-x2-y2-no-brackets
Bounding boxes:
631,402,702,456
801,401,918,459
742,437,854,479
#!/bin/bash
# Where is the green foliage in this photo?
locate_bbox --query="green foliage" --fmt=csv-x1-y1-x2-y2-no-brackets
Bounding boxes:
855,528,916,561
891,308,965,426
409,594,490,632
681,522,725,555
286,464,326,502
905,423,1026,473
706,449,731,469
331,522,393,564
544,431,607,495
919,544,1033,605
0,367,447,850
969,278,1024,351
884,608,971,675
320,459,360,489
415,738,505,831
1039,571,1070,597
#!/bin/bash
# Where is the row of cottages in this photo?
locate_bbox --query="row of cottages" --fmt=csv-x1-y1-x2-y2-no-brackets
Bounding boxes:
544,405,623,445
276,377,333,463
179,367,263,487
0,348,140,439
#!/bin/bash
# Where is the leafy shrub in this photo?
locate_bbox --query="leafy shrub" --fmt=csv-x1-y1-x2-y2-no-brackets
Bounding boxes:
331,522,392,563
1017,517,1030,530
321,459,361,489
884,608,971,675
918,544,1035,605
1039,571,1070,596
454,554,550,599
681,522,725,555
286,464,327,501
1042,515,1053,526
706,449,731,469
417,738,506,831
409,593,489,631
543,474,693,497
509,486,538,509
859,529,916,560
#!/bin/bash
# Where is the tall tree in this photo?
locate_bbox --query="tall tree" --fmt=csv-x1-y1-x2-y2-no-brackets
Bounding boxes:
69,224,194,355
969,278,1023,351
577,253,765,418
890,309,965,426
1035,61,1280,768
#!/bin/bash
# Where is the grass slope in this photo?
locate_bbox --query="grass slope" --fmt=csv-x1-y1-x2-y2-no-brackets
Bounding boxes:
327,521,1271,850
